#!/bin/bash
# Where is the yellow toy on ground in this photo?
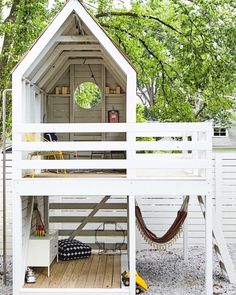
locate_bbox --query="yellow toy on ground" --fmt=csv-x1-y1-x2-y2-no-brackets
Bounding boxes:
121,271,149,294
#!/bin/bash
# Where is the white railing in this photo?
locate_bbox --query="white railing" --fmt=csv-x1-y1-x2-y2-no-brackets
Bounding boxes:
13,122,212,179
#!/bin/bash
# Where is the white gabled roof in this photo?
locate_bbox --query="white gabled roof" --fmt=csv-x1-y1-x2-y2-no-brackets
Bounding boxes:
12,0,136,78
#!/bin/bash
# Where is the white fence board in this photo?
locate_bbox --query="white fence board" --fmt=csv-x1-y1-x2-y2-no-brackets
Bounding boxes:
0,153,13,255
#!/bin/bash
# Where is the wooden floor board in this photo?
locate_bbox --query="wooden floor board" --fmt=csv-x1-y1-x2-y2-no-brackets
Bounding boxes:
112,255,121,288
85,255,100,288
67,259,86,288
74,255,94,288
103,255,114,288
38,260,62,288
94,255,107,288
49,261,67,288
59,260,77,288
27,171,126,179
24,254,121,289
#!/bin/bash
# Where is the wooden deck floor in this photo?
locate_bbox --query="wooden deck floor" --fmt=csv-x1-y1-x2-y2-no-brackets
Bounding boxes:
25,169,204,180
24,254,121,289
25,171,126,178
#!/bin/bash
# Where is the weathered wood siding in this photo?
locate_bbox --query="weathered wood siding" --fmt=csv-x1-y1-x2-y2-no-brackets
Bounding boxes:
46,65,126,142
49,195,128,250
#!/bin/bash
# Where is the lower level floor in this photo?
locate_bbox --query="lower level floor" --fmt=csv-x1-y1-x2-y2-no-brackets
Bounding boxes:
24,254,121,289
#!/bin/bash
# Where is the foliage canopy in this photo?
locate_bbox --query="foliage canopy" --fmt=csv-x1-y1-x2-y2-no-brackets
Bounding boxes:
0,0,235,134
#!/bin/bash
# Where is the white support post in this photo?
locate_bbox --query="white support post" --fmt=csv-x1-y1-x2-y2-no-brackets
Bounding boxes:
183,195,188,261
101,64,106,141
215,153,223,226
129,195,136,295
126,72,137,179
69,64,75,142
22,197,34,276
12,195,23,293
12,72,24,294
205,194,213,295
135,197,142,252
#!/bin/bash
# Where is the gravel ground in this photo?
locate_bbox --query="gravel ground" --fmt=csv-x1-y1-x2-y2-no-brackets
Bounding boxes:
0,257,12,295
0,245,236,294
136,245,236,295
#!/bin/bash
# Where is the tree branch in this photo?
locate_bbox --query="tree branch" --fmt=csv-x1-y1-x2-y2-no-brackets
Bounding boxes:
195,102,207,118
96,11,183,35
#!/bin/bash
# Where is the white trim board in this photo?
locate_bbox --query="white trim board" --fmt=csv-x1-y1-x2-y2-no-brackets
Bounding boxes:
19,289,129,295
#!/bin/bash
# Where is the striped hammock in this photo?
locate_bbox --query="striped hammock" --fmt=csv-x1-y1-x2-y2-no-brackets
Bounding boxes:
136,196,190,250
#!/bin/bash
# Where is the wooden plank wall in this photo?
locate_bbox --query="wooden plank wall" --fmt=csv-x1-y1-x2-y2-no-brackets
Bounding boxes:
46,65,126,142
49,195,128,250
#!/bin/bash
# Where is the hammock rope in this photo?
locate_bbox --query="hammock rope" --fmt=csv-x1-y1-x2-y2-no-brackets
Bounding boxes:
136,196,190,250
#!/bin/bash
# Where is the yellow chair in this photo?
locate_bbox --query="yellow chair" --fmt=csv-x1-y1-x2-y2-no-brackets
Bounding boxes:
25,133,66,177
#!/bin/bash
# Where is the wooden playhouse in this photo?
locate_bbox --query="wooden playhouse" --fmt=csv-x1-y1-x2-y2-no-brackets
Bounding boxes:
11,0,232,294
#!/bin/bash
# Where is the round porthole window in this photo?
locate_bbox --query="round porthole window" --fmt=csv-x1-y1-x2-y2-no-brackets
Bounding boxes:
74,82,102,109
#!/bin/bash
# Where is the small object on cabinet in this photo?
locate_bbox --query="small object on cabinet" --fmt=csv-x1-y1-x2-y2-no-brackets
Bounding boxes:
116,86,121,94
108,110,119,123
105,86,110,94
55,86,61,94
36,224,46,237
61,86,70,94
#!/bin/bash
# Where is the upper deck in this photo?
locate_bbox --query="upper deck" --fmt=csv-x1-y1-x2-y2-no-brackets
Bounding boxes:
12,122,212,196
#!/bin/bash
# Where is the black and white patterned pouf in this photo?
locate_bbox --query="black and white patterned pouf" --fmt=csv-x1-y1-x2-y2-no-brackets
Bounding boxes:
58,239,92,261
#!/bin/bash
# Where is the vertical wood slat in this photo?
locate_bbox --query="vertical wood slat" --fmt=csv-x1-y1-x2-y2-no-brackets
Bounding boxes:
103,255,114,288
59,260,77,288
112,255,121,288
85,255,100,288
48,261,67,288
70,259,86,288
94,255,107,288
75,255,93,288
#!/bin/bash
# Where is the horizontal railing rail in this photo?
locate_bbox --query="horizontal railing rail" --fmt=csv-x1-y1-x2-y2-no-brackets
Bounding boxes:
15,141,211,151
14,122,212,133
14,159,212,170
13,122,212,179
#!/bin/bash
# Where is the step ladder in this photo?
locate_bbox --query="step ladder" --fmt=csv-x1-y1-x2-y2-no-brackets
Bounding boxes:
198,195,236,284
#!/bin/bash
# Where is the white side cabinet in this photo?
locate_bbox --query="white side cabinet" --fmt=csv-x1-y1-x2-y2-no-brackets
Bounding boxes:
27,231,58,277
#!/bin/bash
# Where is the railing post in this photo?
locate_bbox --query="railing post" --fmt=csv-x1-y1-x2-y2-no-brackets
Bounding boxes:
183,195,189,261
128,195,136,295
127,126,136,179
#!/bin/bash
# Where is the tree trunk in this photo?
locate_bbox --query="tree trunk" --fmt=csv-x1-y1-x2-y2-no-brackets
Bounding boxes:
0,0,20,88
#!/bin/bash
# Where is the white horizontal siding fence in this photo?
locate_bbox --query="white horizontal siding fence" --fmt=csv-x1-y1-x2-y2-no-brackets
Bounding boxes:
0,153,12,255
1,151,236,253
